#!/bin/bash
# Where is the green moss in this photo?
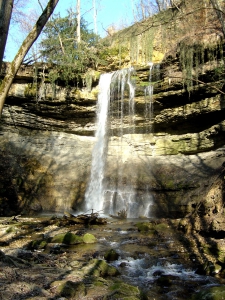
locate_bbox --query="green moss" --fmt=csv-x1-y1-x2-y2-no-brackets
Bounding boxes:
27,239,47,250
110,281,140,298
201,243,225,264
24,83,37,97
6,226,16,233
135,222,155,233
56,280,86,298
155,223,168,231
179,41,223,93
135,222,169,235
93,280,104,287
140,82,152,87
83,233,97,244
51,232,83,244
191,286,225,300
89,259,119,277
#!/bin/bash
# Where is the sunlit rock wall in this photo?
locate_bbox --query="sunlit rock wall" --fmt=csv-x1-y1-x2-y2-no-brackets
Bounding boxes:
0,56,225,216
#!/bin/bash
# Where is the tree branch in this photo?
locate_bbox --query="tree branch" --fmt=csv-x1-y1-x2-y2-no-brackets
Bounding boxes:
169,75,225,95
0,0,59,116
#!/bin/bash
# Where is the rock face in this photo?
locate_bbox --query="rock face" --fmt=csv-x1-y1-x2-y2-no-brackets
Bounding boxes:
0,54,225,217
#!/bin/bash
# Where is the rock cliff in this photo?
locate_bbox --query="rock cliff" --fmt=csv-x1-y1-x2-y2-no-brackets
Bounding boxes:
0,52,224,219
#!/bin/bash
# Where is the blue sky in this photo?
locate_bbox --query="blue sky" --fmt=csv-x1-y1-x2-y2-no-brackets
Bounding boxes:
4,0,134,62
54,0,134,35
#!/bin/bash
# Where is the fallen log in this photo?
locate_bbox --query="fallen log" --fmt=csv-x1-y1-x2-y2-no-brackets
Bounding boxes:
63,212,107,225
110,209,127,220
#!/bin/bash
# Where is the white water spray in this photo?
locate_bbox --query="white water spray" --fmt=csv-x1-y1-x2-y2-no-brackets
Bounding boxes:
84,73,113,213
104,68,139,217
145,62,154,133
85,66,154,217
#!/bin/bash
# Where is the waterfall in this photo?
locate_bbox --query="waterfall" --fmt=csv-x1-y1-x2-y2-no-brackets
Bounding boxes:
104,67,138,217
85,66,154,218
144,62,154,133
84,73,113,213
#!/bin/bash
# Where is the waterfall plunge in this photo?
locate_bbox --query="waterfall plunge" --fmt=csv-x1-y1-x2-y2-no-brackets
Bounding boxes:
84,73,113,213
85,67,153,217
144,62,154,134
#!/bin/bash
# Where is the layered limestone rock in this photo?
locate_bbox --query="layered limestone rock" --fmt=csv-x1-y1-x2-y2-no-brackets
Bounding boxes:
0,50,225,217
0,130,93,215
0,128,224,217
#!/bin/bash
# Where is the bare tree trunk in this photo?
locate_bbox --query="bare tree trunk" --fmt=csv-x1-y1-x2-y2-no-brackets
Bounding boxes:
76,0,81,43
141,0,146,19
155,0,162,11
93,0,97,35
58,33,65,54
0,0,59,116
0,0,14,73
210,0,225,38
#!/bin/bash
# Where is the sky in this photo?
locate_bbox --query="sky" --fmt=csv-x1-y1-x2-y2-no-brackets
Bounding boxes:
4,0,134,62
54,0,134,34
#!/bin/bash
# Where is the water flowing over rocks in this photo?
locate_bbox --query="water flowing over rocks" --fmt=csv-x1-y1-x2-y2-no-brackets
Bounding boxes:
0,215,224,300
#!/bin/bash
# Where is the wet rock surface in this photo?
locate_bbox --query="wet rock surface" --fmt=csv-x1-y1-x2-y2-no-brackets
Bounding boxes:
0,129,224,218
0,215,224,300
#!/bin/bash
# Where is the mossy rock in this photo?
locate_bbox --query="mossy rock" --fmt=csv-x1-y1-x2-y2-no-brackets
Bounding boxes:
27,240,47,250
89,259,119,277
110,281,140,299
191,286,225,300
154,223,168,231
51,232,83,244
54,280,86,298
202,245,225,264
6,226,17,233
83,233,97,244
216,250,225,264
200,261,222,276
136,222,168,234
104,249,119,261
135,222,155,233
93,278,107,287
121,297,140,300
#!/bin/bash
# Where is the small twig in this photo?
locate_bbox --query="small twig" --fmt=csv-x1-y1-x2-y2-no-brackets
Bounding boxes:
38,0,44,12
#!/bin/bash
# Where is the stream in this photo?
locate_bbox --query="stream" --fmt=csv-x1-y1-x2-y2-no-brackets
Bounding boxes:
84,218,219,299
0,215,222,300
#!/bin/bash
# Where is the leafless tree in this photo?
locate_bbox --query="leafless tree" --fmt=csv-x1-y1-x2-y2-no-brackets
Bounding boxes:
0,0,59,116
210,0,225,38
76,0,81,42
93,0,97,35
0,0,14,72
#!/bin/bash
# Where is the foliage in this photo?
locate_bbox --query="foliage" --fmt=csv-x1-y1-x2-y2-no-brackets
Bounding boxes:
179,40,224,92
40,12,102,85
98,42,129,68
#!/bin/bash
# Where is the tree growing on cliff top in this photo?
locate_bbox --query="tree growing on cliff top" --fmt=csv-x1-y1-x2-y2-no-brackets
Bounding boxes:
0,0,59,116
40,11,102,85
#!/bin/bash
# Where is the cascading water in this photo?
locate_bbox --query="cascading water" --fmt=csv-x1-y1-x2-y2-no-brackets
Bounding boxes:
85,66,154,217
84,73,113,213
144,62,154,134
104,68,138,217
